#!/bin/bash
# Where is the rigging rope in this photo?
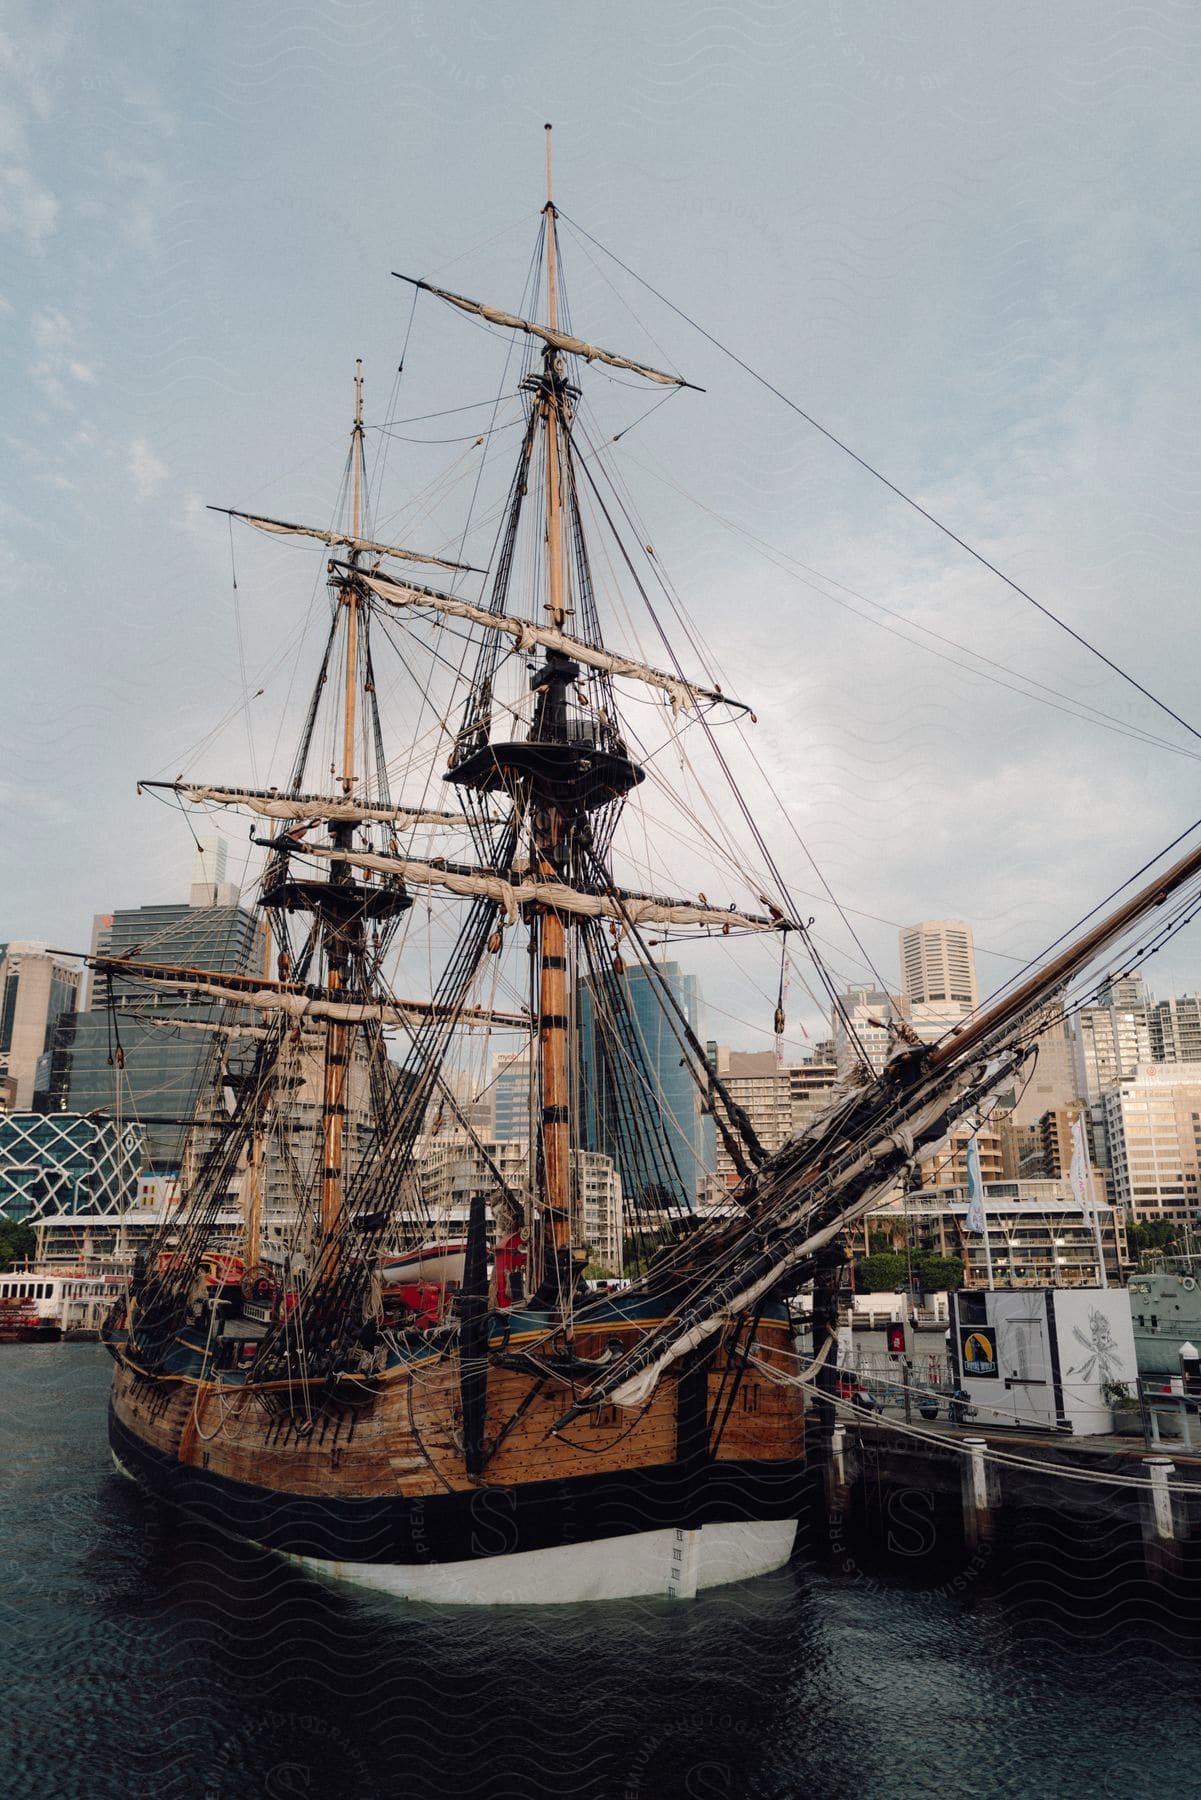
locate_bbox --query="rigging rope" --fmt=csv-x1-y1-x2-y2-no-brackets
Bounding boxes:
559,211,1201,753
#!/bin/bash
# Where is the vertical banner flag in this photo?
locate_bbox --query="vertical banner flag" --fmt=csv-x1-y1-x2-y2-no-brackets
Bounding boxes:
1069,1114,1094,1221
965,1134,986,1235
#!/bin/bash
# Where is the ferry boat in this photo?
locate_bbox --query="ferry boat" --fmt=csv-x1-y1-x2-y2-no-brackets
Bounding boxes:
0,1268,124,1341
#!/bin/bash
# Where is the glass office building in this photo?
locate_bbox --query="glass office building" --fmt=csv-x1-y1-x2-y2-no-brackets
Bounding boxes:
51,901,261,1171
0,1112,142,1222
577,960,711,1210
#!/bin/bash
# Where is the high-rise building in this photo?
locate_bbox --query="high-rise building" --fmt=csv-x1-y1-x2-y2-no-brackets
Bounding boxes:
1003,1007,1080,1129
577,961,711,1209
829,984,957,1080
415,1132,623,1273
189,840,240,910
707,1048,790,1181
1072,972,1153,1102
831,986,901,1080
1151,995,1201,1064
492,1050,533,1142
1037,1107,1081,1183
705,1045,839,1187
51,896,260,1171
1101,1063,1201,1226
919,1119,1004,1190
997,1113,1043,1182
431,1065,494,1139
997,1102,1101,1189
899,919,978,1016
790,1048,840,1131
0,943,83,1109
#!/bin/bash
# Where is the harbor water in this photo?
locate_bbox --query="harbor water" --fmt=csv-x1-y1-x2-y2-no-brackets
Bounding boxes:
3,1345,1200,1800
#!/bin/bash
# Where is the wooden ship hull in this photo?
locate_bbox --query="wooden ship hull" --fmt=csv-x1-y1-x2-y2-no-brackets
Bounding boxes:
106,1300,805,1602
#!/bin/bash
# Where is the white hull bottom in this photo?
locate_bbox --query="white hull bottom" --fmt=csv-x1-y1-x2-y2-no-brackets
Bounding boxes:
111,1445,797,1604
282,1518,799,1605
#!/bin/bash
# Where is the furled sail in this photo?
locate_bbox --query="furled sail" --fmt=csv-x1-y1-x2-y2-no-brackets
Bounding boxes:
210,506,476,573
281,841,784,932
131,1015,292,1041
394,274,696,389
349,566,743,717
92,957,529,1031
161,782,486,829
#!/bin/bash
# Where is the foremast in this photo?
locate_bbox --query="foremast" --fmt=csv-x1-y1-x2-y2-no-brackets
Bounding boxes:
257,359,412,1288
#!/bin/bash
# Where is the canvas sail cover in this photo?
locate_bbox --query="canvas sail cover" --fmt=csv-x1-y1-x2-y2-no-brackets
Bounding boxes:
212,506,473,572
397,274,694,387
353,566,738,716
289,841,782,932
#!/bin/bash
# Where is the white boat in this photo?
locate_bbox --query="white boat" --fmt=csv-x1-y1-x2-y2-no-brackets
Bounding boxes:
0,1266,126,1339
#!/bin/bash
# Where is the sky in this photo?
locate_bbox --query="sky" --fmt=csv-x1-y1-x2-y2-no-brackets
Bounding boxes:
4,1,1201,1056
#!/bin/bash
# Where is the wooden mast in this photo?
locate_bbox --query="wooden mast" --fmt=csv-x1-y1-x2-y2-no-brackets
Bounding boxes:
542,127,567,635
319,363,365,1243
341,358,363,798
535,123,574,1292
241,917,273,1271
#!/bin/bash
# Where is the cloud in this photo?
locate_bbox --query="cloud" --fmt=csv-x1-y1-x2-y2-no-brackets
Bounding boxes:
28,310,100,402
0,162,58,251
31,308,71,349
128,437,168,500
0,18,67,252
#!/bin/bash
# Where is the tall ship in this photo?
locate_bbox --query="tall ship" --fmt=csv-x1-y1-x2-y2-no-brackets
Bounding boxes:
101,136,1201,1602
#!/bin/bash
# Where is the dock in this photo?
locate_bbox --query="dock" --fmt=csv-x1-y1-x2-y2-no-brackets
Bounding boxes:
819,1402,1201,1580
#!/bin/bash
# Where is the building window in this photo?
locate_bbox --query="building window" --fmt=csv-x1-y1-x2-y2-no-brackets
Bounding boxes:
0,972,19,1055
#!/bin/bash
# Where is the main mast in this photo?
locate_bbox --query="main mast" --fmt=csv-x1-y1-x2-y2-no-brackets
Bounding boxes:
432,135,701,1302
535,124,574,1293
320,360,365,1243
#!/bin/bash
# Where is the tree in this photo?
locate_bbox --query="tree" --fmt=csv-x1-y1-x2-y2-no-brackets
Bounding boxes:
0,1220,36,1272
853,1249,964,1294
915,1253,964,1294
854,1252,909,1293
1127,1219,1183,1258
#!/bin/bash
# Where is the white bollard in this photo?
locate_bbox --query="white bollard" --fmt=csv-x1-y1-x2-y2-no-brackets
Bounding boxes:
1144,1457,1176,1541
962,1436,994,1546
1141,1456,1183,1582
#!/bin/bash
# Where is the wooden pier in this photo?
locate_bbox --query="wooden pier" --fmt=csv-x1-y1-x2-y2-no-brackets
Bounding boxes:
819,1406,1201,1580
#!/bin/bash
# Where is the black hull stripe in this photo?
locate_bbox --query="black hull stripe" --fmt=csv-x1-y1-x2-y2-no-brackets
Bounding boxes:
108,1406,804,1567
